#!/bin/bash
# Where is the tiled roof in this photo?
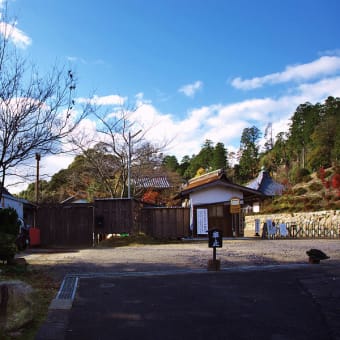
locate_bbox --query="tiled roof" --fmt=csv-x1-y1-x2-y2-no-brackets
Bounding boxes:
246,170,284,196
1,187,12,196
183,169,229,191
134,177,170,189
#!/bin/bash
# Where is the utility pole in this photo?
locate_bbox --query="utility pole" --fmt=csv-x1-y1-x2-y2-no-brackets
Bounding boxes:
35,153,41,204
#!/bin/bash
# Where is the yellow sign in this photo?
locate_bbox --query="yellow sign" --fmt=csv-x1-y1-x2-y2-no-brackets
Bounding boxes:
230,197,241,213
230,205,241,214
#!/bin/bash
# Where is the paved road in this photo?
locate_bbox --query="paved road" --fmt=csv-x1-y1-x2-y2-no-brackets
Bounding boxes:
36,264,340,340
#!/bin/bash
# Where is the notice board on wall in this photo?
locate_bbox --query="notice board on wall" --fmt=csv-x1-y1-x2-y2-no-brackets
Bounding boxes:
197,208,208,234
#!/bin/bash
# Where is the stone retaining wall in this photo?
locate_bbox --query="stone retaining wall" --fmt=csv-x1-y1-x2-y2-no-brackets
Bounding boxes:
244,209,340,238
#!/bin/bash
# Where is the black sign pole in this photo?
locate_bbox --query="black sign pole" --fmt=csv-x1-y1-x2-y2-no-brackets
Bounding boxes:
208,228,222,271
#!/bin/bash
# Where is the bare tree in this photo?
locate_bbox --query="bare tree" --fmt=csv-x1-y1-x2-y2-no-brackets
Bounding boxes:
71,101,170,198
0,9,89,200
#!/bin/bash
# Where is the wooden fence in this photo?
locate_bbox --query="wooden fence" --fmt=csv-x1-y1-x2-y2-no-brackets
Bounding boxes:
36,200,190,247
94,199,141,234
141,207,190,239
37,204,94,247
34,200,339,247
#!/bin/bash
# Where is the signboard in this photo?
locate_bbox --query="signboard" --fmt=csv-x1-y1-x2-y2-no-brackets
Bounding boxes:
197,208,208,234
208,228,223,248
230,197,241,214
253,201,260,213
255,219,260,236
230,198,240,205
230,205,241,213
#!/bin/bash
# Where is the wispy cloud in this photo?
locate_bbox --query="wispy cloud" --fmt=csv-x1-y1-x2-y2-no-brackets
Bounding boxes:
318,49,340,57
7,56,340,193
77,94,127,106
76,72,340,161
178,80,203,97
0,0,31,48
67,56,109,67
67,56,87,64
137,74,340,159
231,56,340,90
0,21,32,48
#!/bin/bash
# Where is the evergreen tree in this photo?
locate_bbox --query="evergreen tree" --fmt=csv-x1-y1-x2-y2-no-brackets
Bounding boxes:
162,155,179,172
261,132,290,173
287,102,320,168
178,155,191,179
238,126,261,182
212,142,228,170
308,114,338,169
197,139,214,170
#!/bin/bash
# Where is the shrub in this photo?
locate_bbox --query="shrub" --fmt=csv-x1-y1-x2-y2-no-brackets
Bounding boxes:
309,182,323,192
331,173,340,190
289,166,310,184
294,187,308,195
309,195,323,204
325,170,333,178
0,208,20,264
302,175,312,183
0,207,20,235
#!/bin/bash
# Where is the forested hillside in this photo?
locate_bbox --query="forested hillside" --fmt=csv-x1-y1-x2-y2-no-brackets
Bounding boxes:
18,96,340,209
167,96,339,184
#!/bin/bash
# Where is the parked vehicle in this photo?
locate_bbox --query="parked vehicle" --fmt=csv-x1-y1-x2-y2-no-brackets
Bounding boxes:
15,218,30,251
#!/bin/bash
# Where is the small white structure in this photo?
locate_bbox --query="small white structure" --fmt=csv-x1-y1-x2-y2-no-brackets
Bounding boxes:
1,188,24,219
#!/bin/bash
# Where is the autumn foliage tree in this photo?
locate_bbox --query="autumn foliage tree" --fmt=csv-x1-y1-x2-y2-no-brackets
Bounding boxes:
142,190,160,204
331,173,340,197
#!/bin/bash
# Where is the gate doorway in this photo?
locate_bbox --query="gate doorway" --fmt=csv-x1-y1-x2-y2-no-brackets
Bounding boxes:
193,203,245,237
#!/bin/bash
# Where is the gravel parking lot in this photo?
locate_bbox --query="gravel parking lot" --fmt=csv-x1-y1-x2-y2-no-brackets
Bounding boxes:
21,238,340,281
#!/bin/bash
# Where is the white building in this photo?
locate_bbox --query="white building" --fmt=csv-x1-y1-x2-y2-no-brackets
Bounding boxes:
1,188,24,219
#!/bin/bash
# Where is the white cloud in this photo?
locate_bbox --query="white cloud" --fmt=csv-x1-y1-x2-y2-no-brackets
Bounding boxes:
298,76,340,100
70,75,340,163
77,94,127,106
318,49,340,57
67,56,87,64
170,75,340,159
231,56,340,90
135,92,152,106
178,80,203,97
0,21,32,48
6,56,340,193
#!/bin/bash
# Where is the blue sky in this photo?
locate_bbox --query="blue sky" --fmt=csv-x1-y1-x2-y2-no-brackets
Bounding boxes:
2,0,340,191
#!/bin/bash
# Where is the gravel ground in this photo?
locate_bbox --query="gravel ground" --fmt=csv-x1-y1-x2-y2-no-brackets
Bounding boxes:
20,239,340,282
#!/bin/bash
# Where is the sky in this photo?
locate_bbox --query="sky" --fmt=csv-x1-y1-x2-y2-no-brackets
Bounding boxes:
2,0,340,192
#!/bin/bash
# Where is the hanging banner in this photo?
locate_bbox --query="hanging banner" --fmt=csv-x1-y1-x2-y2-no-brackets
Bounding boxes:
197,208,208,234
189,199,194,231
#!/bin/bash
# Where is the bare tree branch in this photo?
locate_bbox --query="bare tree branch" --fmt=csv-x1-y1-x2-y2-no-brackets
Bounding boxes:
0,7,90,199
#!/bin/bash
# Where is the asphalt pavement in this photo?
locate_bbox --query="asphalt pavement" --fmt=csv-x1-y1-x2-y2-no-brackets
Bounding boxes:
36,263,340,340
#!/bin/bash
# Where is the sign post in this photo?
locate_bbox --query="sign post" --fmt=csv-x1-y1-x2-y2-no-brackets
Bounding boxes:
207,228,223,271
230,197,241,236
